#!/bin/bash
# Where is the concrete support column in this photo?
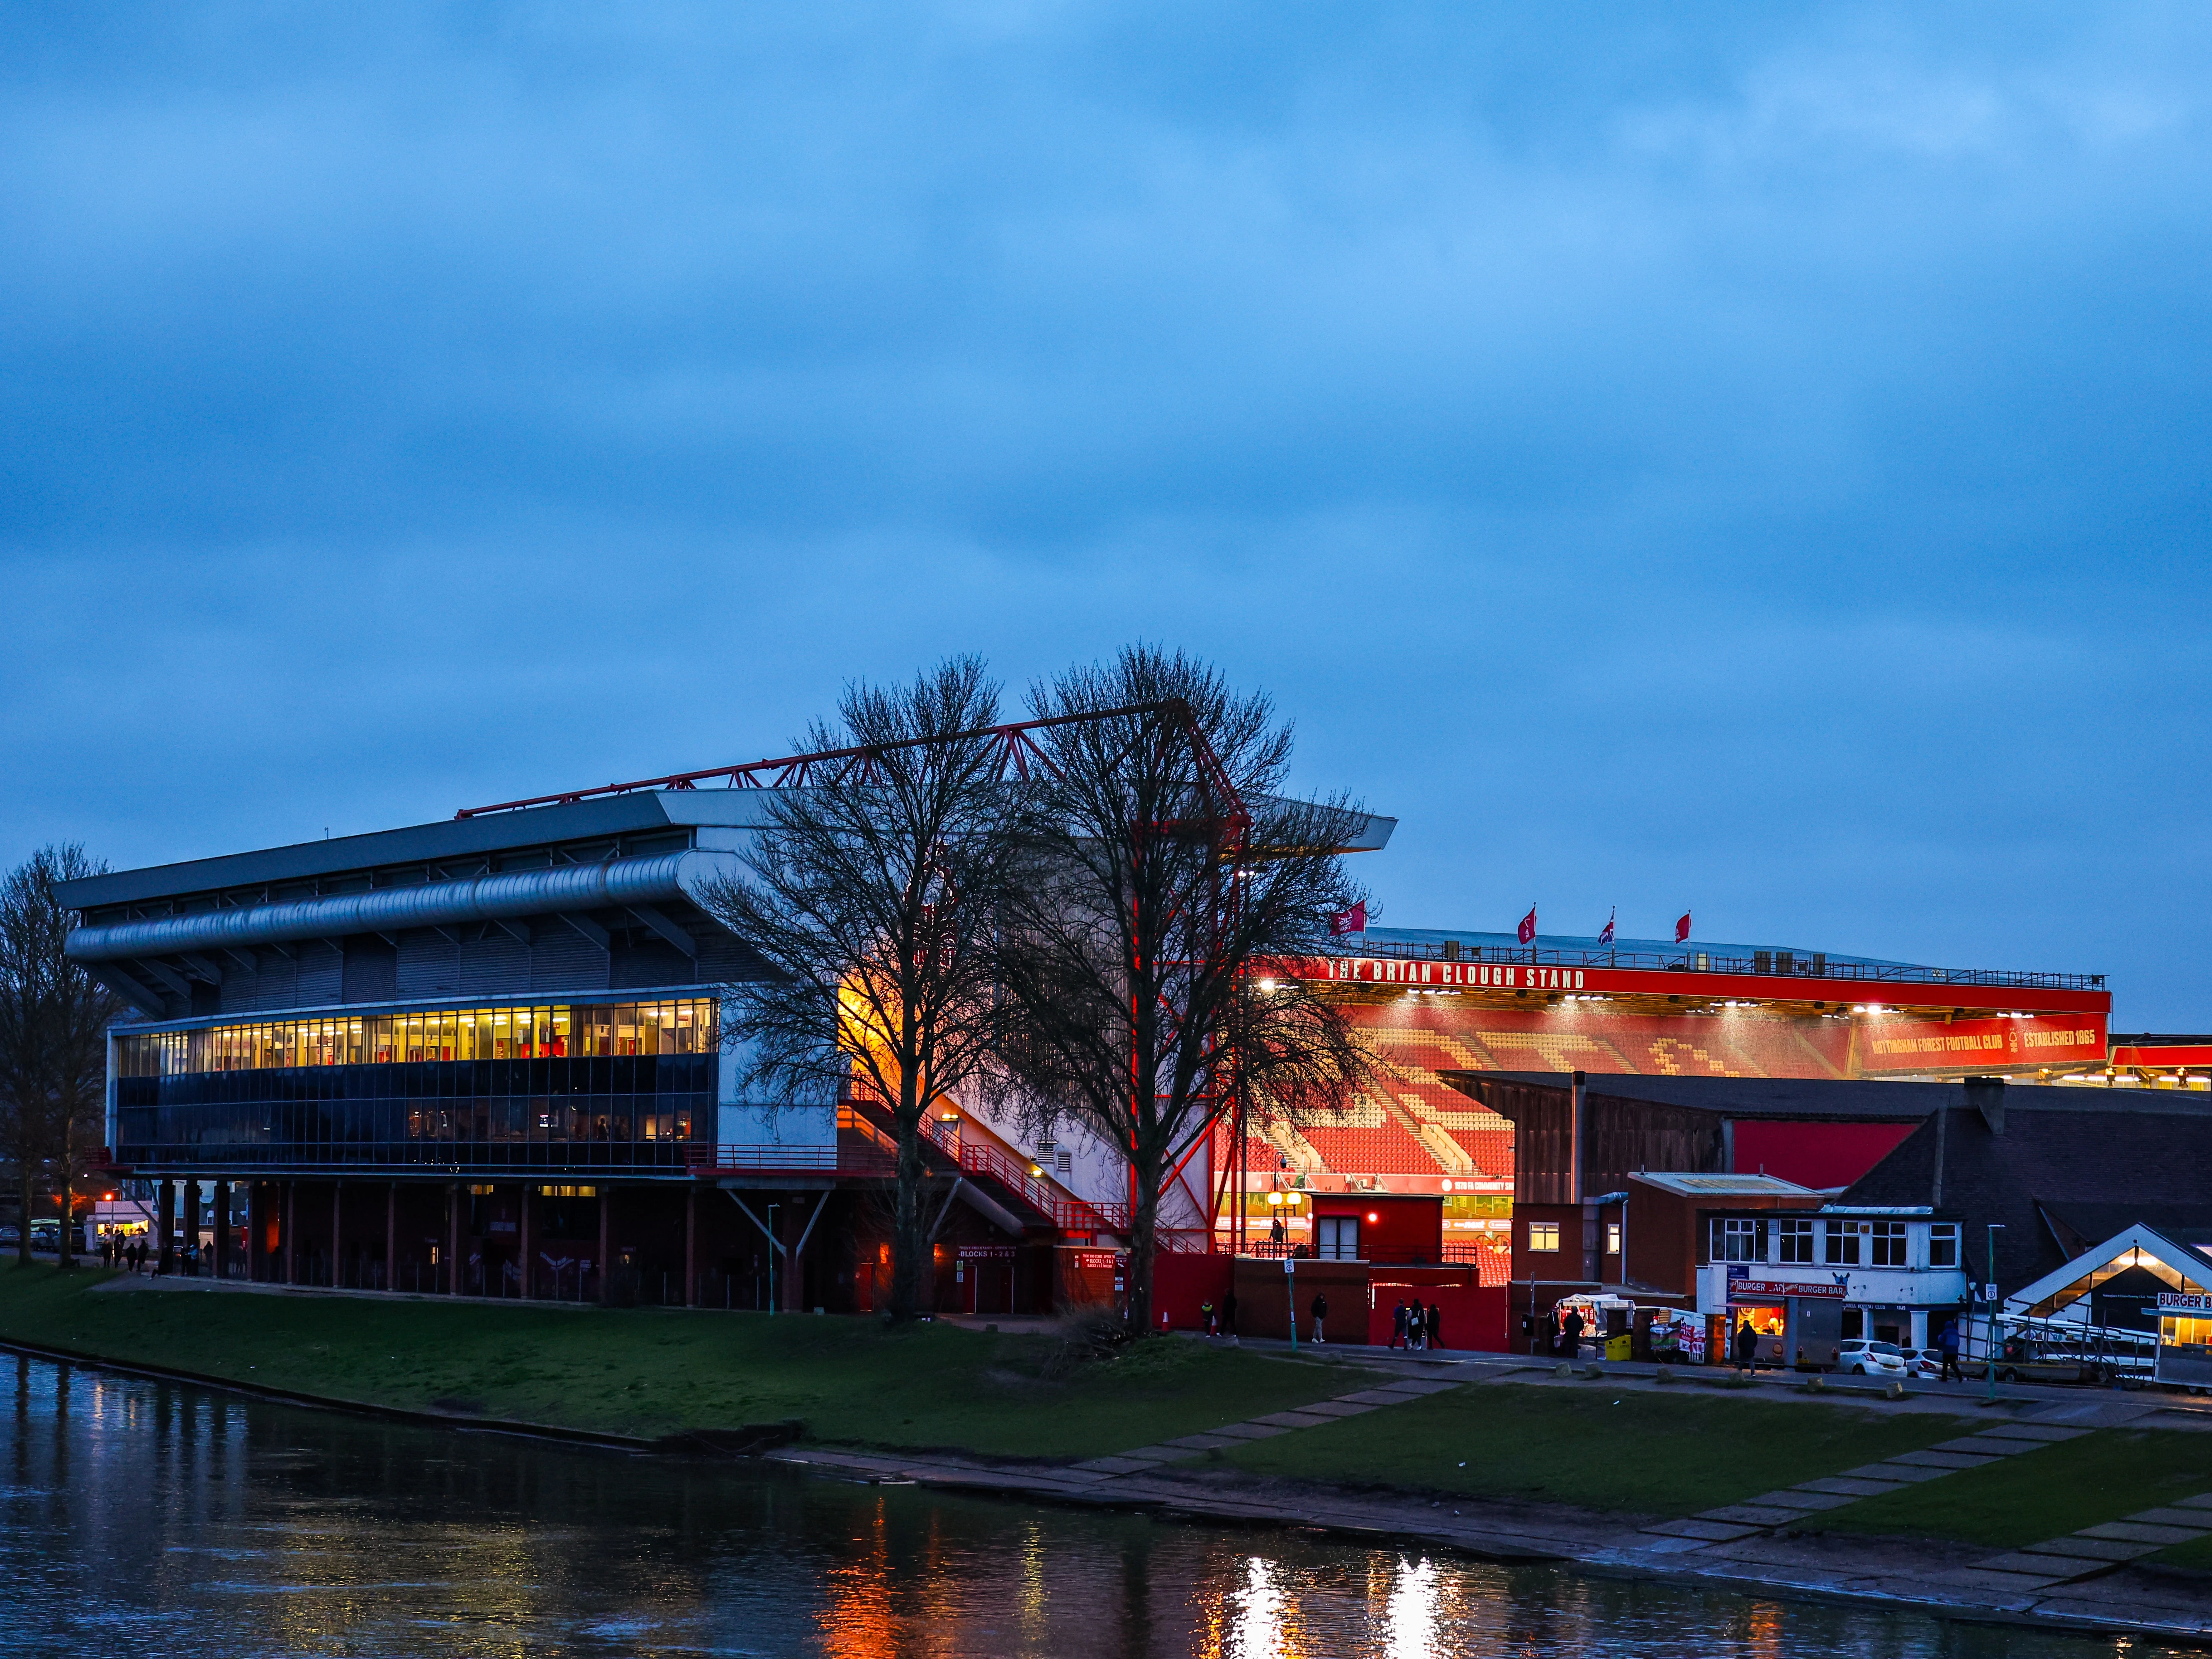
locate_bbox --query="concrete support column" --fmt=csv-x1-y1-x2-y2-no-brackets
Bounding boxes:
283,1181,296,1285
684,1187,698,1309
781,1202,802,1312
445,1182,460,1295
182,1182,201,1275
156,1179,174,1275
331,1182,343,1289
597,1187,611,1306
213,1180,232,1279
385,1182,397,1293
518,1184,534,1300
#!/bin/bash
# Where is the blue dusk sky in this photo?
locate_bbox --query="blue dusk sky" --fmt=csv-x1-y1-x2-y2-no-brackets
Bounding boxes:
1,6,2206,1025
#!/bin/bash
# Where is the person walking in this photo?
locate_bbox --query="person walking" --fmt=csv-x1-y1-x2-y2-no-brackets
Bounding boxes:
1733,1316,1759,1374
1200,1298,1216,1338
1221,1289,1239,1346
1310,1290,1329,1344
1560,1304,1586,1361
1426,1300,1444,1351
1389,1299,1408,1350
1938,1317,1962,1383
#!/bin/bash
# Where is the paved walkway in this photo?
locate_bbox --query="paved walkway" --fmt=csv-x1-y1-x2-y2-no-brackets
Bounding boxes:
1068,1374,1464,1477
1636,1419,2090,1552
1972,1491,2212,1590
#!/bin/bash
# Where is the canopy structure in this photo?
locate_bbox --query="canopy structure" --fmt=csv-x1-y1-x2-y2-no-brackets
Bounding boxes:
2006,1222,2212,1322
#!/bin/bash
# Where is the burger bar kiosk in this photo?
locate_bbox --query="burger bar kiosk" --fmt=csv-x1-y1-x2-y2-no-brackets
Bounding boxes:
1725,1267,1846,1370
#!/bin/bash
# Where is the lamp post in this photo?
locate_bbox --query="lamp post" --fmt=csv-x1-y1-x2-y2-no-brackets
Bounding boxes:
1985,1222,2007,1403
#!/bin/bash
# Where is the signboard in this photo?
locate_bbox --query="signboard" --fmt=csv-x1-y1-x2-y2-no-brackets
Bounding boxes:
2158,1291,2212,1314
1730,1278,1848,1300
1283,954,2108,1026
956,1245,1016,1261
1857,1015,2106,1073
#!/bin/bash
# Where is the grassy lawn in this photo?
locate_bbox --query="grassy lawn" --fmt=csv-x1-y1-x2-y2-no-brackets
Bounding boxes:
1801,1426,2212,1550
0,1262,1366,1460
1218,1381,1980,1517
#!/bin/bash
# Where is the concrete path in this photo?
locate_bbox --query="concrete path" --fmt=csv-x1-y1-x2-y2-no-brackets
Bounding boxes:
1971,1490,2212,1589
1068,1374,1465,1477
1635,1419,2089,1552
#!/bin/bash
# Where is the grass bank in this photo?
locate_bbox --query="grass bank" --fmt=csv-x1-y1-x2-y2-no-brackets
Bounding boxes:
0,1263,1364,1460
1219,1382,1983,1518
1799,1425,2212,1552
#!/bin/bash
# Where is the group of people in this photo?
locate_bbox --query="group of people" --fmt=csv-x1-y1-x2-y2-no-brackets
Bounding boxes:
1389,1296,1444,1351
100,1233,185,1275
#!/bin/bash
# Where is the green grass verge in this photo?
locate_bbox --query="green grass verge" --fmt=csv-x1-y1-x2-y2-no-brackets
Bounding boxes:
1801,1426,2212,1550
0,1262,1364,1460
1217,1381,1980,1517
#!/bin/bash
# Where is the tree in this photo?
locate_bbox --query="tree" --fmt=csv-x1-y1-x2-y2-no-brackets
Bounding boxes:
991,646,1373,1335
699,658,1021,1322
0,845,119,1269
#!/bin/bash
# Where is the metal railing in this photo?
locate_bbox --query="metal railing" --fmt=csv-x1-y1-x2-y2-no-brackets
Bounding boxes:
918,1114,1129,1234
1319,938,2103,993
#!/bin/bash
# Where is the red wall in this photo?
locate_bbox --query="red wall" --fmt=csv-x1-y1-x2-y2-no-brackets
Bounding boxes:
1729,1119,1916,1190
1309,1194,1443,1260
1149,1252,1234,1333
1366,1282,1509,1352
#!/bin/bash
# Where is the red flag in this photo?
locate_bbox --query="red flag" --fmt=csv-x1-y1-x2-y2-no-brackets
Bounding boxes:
1517,905,1537,945
1675,911,1692,943
1329,901,1367,937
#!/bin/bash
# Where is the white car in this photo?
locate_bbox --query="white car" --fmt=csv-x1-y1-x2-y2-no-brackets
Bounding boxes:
1838,1339,1911,1378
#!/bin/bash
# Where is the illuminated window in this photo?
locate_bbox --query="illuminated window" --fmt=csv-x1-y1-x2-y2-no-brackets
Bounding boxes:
1604,1223,1622,1258
115,998,716,1075
1527,1221,1560,1252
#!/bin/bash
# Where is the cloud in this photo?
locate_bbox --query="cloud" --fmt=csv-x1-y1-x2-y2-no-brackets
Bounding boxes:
0,2,2205,1019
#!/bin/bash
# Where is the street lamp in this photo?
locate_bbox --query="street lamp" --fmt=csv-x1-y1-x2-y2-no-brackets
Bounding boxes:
1985,1223,2007,1403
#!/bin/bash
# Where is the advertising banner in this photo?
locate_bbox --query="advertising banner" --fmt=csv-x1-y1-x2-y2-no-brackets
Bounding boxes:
1855,1014,2106,1072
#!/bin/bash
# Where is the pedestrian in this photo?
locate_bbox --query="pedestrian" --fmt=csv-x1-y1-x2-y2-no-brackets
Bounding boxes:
1409,1297,1426,1351
1733,1316,1759,1374
1221,1289,1239,1346
1390,1299,1407,1350
1560,1304,1586,1361
1426,1300,1444,1351
1310,1290,1329,1344
1938,1316,1962,1383
1200,1298,1216,1337
1270,1214,1287,1251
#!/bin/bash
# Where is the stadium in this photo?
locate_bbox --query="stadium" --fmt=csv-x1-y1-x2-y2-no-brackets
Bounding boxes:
54,748,2209,1322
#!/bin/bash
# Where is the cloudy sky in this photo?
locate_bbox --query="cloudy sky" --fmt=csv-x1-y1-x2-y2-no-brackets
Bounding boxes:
2,5,2206,1023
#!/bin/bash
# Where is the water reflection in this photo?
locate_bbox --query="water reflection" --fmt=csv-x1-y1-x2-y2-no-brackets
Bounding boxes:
0,1351,2185,1657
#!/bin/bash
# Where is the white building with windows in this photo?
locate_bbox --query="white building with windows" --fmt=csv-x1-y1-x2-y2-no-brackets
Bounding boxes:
1699,1204,1972,1350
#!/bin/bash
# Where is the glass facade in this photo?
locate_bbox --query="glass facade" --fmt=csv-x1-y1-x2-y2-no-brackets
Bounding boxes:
117,999,716,1075
113,999,719,1175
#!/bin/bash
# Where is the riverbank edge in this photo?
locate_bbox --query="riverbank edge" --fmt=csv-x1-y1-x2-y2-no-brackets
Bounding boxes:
8,1333,2209,1648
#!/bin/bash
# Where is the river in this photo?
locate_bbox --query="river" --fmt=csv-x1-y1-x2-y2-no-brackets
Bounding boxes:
0,1352,2174,1657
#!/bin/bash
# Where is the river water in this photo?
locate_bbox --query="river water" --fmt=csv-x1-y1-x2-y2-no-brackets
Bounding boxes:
0,1352,2174,1658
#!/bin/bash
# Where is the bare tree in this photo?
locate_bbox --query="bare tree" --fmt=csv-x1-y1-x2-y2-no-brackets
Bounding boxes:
991,646,1372,1335
0,845,119,1270
698,658,1021,1322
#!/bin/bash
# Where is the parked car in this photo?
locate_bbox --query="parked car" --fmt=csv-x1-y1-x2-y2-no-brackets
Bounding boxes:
1908,1347,1949,1378
1838,1339,1912,1377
